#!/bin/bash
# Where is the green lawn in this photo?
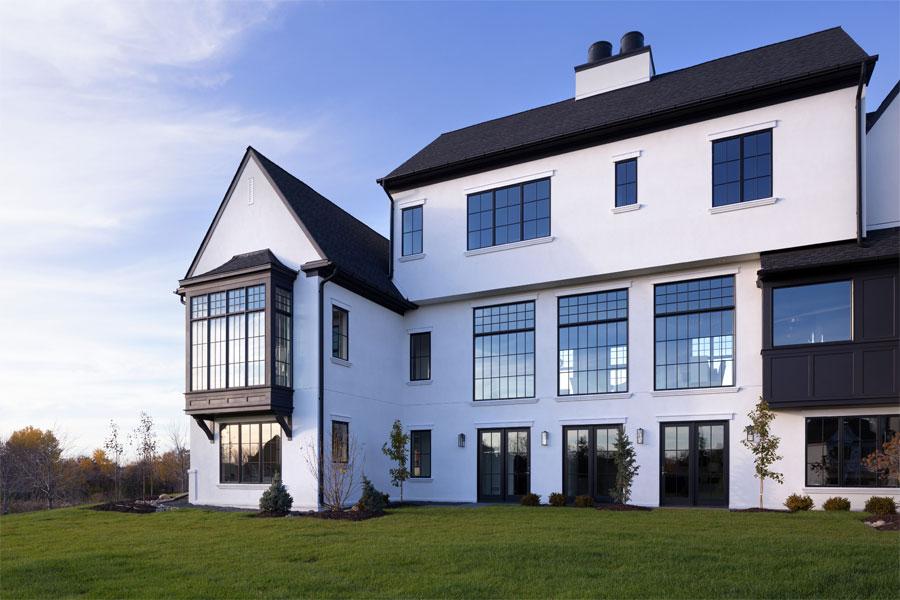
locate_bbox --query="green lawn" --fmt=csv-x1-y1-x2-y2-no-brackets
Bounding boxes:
1,505,896,599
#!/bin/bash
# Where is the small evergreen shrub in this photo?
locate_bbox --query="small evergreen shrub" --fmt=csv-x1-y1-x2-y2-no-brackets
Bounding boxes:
822,497,851,511
784,493,814,512
356,476,389,512
520,493,540,506
548,492,567,507
259,472,293,514
864,496,897,516
574,495,594,508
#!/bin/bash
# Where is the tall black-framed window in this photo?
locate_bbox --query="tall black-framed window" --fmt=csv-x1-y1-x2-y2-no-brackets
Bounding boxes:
190,284,266,391
614,159,637,207
806,415,899,488
474,301,535,400
401,205,423,256
772,280,852,346
558,290,628,395
467,178,550,250
332,421,349,464
712,129,772,207
274,287,292,387
219,422,282,484
332,306,349,361
410,332,431,381
654,275,735,390
411,430,432,478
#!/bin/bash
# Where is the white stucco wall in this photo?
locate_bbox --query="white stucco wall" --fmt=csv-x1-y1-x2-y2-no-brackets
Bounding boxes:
865,90,900,231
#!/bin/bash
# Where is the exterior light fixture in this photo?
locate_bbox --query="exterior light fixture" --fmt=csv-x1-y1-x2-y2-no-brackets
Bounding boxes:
458,433,466,448
745,426,755,443
541,431,549,446
636,428,644,445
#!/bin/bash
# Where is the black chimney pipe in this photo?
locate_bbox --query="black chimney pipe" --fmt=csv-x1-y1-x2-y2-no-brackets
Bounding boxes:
588,41,613,63
620,31,645,54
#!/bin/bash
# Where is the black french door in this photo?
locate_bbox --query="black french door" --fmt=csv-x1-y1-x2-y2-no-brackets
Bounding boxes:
660,421,729,507
563,425,621,502
477,428,530,502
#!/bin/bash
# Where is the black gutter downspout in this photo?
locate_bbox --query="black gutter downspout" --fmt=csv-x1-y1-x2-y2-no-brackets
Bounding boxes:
317,266,337,508
855,60,866,247
378,182,395,280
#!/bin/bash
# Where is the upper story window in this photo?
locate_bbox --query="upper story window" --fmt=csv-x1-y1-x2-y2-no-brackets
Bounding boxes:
332,306,349,361
654,275,735,390
191,284,267,391
712,129,772,207
401,206,423,256
773,281,851,346
474,301,535,400
558,290,628,396
274,287,292,387
467,179,550,250
614,159,638,207
410,332,431,381
410,430,432,478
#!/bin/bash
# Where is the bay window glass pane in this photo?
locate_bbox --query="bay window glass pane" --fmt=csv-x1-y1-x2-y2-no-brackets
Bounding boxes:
228,314,246,387
209,317,226,389
227,288,245,313
191,320,208,391
248,311,266,385
773,281,851,346
275,313,291,387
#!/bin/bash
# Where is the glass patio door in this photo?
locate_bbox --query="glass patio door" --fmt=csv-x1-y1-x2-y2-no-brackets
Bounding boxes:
660,422,728,507
563,425,621,502
478,428,530,502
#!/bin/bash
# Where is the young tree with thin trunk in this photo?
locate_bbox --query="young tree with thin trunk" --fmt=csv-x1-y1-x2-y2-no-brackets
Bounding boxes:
129,412,157,500
382,420,409,504
741,397,784,510
104,420,124,501
168,422,189,493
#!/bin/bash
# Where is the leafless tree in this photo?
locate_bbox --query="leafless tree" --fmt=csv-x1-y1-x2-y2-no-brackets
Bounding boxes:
104,420,125,501
168,421,189,493
0,437,19,514
129,412,157,500
303,435,363,511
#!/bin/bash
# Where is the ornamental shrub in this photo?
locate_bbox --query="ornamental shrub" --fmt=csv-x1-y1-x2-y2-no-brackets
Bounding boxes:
548,492,567,507
259,472,293,514
356,476,389,512
864,496,897,515
784,493,814,512
822,497,851,511
574,495,594,508
520,493,541,506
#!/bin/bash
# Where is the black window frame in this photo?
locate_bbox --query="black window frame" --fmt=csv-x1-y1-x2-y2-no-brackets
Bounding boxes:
562,424,623,502
466,178,551,251
401,205,424,257
332,421,349,464
473,300,536,401
410,429,432,478
771,280,853,348
711,128,773,207
805,415,899,488
614,158,638,207
332,305,349,361
409,331,431,382
218,421,282,484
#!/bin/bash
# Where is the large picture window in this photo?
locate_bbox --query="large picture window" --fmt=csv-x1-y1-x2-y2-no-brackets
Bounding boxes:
474,301,535,400
712,129,772,207
806,415,899,488
654,276,735,390
411,430,432,478
558,290,628,395
773,281,851,346
190,284,268,391
467,179,550,250
219,422,282,484
401,205,423,256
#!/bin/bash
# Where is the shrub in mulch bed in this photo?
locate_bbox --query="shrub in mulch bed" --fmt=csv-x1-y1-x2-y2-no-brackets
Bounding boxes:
596,503,652,512
864,514,899,531
88,501,157,514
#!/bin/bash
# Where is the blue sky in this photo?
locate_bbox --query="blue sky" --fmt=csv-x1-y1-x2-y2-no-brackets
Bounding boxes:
0,1,897,454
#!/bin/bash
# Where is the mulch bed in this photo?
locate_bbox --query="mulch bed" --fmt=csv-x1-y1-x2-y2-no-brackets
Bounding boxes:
88,501,157,514
596,503,652,511
864,514,899,531
731,508,790,513
290,509,386,521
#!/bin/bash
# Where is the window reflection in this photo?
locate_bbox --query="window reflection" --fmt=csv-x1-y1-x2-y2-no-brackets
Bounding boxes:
773,281,851,346
219,422,281,484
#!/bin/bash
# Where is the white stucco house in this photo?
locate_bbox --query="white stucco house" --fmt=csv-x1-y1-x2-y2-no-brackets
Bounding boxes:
178,27,899,511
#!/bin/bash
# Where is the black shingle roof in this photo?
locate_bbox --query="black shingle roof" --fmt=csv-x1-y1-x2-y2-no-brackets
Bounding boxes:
197,249,290,278
759,227,899,275
383,27,873,188
867,80,899,131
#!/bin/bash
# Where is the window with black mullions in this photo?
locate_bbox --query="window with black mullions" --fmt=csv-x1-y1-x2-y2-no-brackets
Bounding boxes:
410,332,431,381
401,205,423,256
654,276,735,390
467,179,550,250
332,306,348,361
474,301,535,400
712,129,772,206
806,415,899,488
615,158,637,207
332,421,349,463
411,430,431,478
558,290,628,395
219,422,281,484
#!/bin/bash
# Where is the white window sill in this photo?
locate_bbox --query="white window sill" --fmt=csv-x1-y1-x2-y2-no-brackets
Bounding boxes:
709,197,778,214
408,477,433,483
465,236,554,257
655,412,735,422
330,356,352,368
651,386,741,397
470,398,539,406
216,484,269,491
611,203,642,214
407,380,432,386
399,253,425,262
555,392,632,402
802,487,900,494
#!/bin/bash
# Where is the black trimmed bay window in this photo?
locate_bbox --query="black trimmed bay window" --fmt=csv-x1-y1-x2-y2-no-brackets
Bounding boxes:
558,290,628,395
712,129,772,207
467,178,550,250
806,415,899,488
654,276,735,390
773,280,851,346
474,301,535,400
220,422,282,484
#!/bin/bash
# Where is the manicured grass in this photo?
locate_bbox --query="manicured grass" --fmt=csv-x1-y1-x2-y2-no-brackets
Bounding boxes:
1,505,896,599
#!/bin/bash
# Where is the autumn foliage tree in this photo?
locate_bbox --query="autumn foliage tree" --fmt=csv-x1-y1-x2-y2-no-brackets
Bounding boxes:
863,432,900,487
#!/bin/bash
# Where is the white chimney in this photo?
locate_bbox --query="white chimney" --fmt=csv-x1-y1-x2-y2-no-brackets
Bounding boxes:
575,31,655,100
